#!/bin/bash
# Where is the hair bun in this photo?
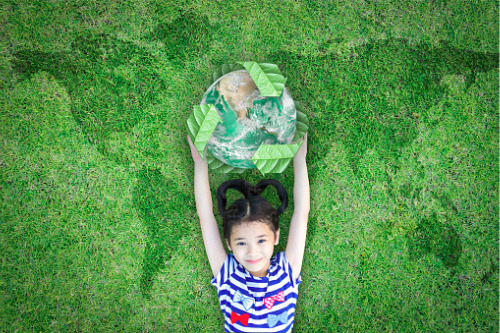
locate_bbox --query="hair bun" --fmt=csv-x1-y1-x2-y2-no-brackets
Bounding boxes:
254,179,288,215
216,179,288,217
216,179,254,217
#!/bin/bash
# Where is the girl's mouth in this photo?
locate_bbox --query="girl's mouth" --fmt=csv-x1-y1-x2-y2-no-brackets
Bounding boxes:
246,258,262,264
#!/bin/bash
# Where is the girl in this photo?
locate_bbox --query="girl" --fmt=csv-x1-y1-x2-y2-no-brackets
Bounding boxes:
187,135,309,332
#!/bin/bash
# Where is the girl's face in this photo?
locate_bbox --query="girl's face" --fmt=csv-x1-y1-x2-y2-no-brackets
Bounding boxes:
226,221,279,278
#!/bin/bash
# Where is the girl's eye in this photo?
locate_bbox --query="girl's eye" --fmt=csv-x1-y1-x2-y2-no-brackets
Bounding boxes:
237,242,246,246
258,239,266,244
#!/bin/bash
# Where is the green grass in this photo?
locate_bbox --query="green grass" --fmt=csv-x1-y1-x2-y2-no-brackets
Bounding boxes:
0,0,498,332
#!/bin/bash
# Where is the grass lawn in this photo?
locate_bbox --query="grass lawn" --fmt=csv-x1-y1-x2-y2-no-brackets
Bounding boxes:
0,1,498,332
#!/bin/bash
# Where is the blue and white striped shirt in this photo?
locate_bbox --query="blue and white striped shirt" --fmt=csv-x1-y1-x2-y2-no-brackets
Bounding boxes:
211,252,301,332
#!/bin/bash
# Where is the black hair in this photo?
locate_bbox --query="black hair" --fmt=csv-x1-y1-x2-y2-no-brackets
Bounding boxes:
216,179,288,241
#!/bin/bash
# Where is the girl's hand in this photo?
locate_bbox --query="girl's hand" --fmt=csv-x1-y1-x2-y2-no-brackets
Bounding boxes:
187,135,207,165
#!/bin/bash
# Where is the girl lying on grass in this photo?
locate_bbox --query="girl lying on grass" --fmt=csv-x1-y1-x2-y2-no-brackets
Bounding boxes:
188,135,309,333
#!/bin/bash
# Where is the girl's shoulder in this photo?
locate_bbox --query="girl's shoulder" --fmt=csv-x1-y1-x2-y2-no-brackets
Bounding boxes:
211,253,243,288
273,251,290,268
272,252,301,288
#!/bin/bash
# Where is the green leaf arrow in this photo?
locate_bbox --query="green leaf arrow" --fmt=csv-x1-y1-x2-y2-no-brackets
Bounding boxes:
251,142,301,175
237,62,286,97
292,102,309,142
186,104,221,158
206,150,246,174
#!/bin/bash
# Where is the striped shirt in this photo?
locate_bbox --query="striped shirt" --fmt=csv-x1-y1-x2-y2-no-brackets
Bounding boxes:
211,252,301,332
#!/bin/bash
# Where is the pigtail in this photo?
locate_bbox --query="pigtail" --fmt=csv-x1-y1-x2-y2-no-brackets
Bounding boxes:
216,179,253,217
254,179,288,214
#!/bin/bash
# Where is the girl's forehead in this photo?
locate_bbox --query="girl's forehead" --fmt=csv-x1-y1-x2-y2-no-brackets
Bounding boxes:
231,221,274,235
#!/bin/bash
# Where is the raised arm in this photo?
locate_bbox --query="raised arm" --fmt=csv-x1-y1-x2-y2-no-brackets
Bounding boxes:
187,136,227,277
285,135,310,280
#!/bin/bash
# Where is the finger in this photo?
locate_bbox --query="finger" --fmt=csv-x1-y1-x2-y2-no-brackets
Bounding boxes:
187,136,197,153
187,135,200,157
300,134,307,147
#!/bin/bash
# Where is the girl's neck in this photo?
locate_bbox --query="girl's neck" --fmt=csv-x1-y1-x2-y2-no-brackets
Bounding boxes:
248,261,270,278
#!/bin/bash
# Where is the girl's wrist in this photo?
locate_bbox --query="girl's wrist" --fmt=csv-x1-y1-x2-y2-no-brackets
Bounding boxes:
194,159,208,168
293,157,307,167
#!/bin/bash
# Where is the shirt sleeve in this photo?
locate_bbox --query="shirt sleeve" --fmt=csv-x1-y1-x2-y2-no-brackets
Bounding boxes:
211,253,237,289
280,252,302,289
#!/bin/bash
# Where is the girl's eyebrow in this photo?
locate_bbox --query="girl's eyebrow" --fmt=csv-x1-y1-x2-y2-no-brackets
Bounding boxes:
233,235,268,241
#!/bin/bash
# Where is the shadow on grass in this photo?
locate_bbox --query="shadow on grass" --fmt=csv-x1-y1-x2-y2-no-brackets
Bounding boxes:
132,167,191,298
406,212,462,270
145,11,216,68
270,39,498,182
12,33,167,165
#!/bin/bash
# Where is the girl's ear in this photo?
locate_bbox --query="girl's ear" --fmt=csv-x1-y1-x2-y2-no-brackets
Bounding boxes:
225,238,232,251
274,229,280,245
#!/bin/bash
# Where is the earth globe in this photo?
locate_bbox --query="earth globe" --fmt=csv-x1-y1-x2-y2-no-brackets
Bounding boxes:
201,69,297,169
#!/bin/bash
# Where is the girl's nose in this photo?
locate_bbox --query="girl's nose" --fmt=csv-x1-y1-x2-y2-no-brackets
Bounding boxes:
247,244,257,256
